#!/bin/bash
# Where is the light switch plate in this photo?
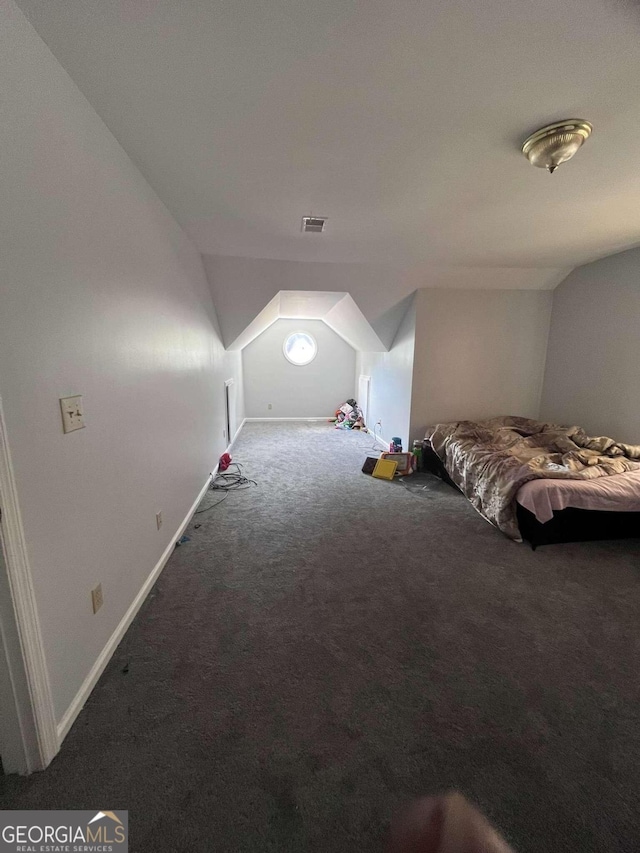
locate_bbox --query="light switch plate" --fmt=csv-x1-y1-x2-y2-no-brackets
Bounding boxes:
60,395,85,433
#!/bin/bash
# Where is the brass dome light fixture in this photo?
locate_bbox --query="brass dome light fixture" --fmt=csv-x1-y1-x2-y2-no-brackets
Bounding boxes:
522,119,592,174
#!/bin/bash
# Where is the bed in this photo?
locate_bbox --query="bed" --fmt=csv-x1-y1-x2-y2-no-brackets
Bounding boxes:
422,416,640,548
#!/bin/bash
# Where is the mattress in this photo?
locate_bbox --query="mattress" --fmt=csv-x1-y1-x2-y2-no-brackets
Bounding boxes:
516,470,640,524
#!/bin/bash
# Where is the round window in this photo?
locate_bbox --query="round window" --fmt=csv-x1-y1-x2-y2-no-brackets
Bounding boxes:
283,331,317,366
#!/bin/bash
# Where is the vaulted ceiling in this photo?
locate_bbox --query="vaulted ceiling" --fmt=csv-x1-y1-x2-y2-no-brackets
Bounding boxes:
226,291,386,352
17,0,640,275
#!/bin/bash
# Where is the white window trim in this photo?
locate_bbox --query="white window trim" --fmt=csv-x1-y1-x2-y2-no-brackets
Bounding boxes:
282,331,318,366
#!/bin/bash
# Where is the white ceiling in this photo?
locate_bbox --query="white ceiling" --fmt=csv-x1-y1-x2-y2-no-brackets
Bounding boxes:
204,255,568,350
227,291,386,352
17,0,640,270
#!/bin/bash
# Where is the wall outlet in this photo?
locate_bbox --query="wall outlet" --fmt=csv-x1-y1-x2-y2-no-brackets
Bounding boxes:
223,428,226,439
60,395,85,433
91,583,103,614
268,403,272,410
156,511,163,530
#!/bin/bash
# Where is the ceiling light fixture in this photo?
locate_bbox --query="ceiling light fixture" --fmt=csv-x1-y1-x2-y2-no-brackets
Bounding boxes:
522,119,592,174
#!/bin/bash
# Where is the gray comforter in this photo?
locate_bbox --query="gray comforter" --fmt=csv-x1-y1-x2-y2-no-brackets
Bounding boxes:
429,416,640,540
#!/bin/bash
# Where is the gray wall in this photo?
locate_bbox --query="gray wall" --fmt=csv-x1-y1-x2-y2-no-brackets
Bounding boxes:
243,319,356,418
0,4,242,724
410,288,553,439
541,247,640,443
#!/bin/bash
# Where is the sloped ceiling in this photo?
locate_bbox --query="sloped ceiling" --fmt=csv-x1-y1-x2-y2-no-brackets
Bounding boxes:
204,255,568,350
16,0,640,271
228,291,386,352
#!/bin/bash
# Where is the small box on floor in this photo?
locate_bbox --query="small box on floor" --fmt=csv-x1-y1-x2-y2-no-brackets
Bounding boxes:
381,452,413,476
361,456,378,475
372,458,398,480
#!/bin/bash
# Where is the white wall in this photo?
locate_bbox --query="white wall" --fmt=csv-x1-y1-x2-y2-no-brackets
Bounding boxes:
224,351,245,443
410,288,553,439
0,2,243,726
356,295,416,449
243,319,356,418
541,248,640,443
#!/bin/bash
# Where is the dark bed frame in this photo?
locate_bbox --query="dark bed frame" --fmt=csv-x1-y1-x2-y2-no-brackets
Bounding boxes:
515,504,640,549
421,440,640,549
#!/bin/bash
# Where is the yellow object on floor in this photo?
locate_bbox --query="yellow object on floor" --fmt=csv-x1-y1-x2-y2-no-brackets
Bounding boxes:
372,458,398,480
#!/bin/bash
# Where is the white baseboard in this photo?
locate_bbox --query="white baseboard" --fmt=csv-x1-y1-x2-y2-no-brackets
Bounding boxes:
244,417,332,422
56,474,213,743
226,417,246,452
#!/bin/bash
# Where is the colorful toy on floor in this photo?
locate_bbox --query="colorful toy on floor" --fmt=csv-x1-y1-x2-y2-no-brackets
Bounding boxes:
332,398,366,430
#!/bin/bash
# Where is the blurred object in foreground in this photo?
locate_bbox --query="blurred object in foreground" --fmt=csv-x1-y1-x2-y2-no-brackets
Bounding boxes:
386,792,514,853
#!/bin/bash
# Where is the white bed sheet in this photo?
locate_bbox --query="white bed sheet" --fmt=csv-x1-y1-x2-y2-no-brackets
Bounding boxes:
516,470,640,524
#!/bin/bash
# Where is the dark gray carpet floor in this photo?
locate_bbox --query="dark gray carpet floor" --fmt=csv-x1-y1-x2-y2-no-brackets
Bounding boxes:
2,421,640,852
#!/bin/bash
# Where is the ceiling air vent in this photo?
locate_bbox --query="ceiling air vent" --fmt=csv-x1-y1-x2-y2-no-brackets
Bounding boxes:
301,216,327,233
